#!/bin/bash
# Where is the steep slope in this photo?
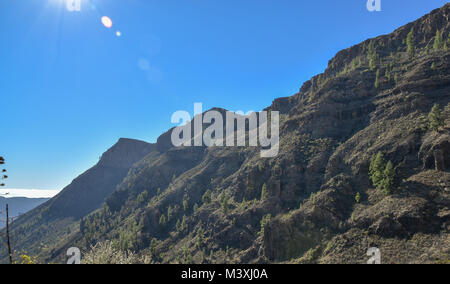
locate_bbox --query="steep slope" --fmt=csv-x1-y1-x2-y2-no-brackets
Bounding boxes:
0,197,49,229
8,4,450,264
51,4,449,264
0,138,155,262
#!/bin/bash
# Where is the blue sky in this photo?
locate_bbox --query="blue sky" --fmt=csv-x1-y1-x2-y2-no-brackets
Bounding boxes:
0,0,448,195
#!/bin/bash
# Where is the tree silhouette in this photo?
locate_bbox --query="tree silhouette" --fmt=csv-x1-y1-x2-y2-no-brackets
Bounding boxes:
0,156,7,187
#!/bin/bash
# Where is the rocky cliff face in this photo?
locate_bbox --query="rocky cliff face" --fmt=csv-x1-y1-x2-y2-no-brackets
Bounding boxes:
4,4,450,264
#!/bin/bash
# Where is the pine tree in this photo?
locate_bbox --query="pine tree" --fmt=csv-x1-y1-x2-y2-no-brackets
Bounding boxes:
261,183,268,201
259,214,271,236
385,69,390,81
369,152,396,195
159,214,166,226
428,104,444,132
367,40,378,71
150,238,158,256
374,69,380,89
137,190,148,204
369,58,376,71
381,161,395,195
220,193,229,215
181,215,188,232
433,29,443,51
406,28,415,58
0,156,6,187
183,196,189,211
351,58,357,70
167,205,173,222
369,152,386,188
202,189,212,204
355,192,361,204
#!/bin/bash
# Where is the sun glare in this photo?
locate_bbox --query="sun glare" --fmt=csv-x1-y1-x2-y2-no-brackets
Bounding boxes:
101,16,113,28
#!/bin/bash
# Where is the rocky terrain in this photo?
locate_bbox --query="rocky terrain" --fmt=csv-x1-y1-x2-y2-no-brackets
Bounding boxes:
1,4,449,264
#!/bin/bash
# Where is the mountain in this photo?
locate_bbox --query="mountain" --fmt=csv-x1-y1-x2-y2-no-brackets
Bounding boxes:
2,4,449,264
0,197,49,229
0,138,155,261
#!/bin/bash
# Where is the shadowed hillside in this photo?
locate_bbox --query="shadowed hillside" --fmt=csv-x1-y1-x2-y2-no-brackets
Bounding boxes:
2,4,449,264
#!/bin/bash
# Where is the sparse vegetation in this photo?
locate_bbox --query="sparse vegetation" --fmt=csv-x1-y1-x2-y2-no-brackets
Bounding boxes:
83,240,151,264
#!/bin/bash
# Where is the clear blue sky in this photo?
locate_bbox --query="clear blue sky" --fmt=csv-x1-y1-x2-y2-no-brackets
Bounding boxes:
0,0,447,193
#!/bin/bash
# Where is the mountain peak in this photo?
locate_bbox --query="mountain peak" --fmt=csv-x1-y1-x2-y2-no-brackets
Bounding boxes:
98,138,155,168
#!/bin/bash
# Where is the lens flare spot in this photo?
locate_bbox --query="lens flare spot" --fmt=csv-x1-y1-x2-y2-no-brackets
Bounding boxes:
101,16,113,28
116,31,122,37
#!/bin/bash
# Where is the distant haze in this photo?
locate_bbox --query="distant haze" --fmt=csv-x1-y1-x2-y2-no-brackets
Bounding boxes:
0,189,60,199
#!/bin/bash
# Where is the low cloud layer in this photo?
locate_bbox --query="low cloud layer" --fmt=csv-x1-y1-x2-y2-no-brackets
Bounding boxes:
0,189,60,199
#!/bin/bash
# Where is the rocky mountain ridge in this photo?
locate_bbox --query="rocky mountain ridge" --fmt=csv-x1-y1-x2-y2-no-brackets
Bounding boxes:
1,4,449,264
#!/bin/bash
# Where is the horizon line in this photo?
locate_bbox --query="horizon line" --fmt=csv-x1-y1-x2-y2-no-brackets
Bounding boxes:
0,189,61,199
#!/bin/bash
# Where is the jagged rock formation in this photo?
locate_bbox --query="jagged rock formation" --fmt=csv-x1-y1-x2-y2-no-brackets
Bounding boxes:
2,4,449,264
